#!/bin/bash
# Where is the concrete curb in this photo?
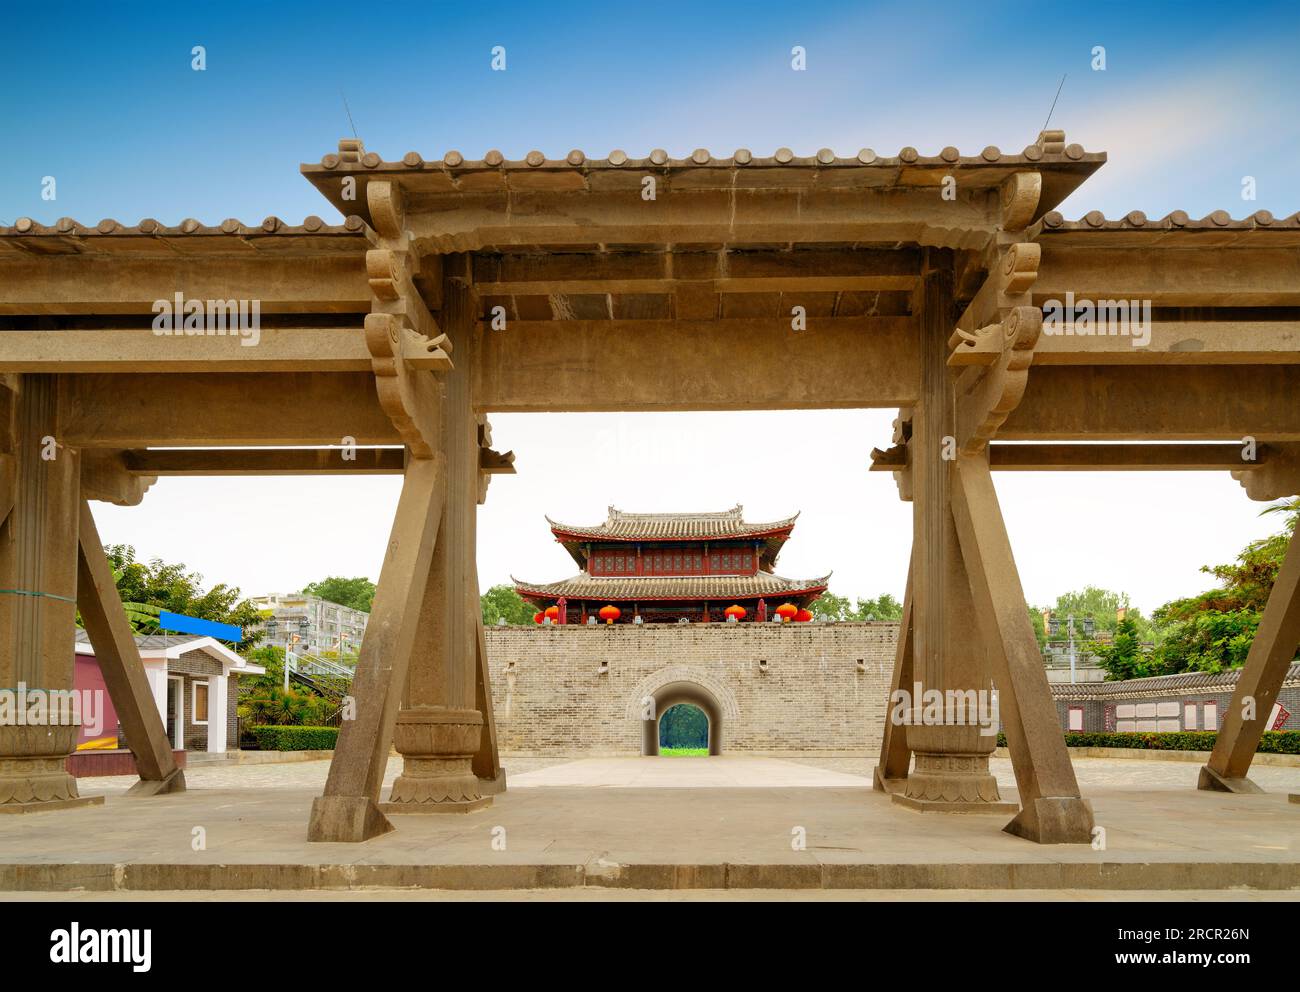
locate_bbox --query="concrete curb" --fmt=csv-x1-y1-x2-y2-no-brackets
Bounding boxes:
993,747,1300,767
186,750,336,765
2,860,1297,892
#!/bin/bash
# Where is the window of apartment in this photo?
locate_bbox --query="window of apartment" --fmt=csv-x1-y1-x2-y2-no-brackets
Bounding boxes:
192,681,210,724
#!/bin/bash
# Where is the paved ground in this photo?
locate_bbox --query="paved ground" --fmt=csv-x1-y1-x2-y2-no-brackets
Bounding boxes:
6,888,1298,902
509,756,870,788
86,755,568,795
83,753,1298,795
0,755,1294,894
793,754,1300,792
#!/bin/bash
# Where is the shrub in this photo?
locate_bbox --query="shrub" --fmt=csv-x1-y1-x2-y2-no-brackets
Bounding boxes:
994,730,1298,754
251,725,338,751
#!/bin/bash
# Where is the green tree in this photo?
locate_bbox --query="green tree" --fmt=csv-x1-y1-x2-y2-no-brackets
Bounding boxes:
810,591,854,621
1106,506,1297,678
856,593,903,621
302,576,376,613
105,545,261,648
659,703,708,749
1027,605,1047,647
1050,586,1130,635
810,591,903,622
481,583,535,625
1094,615,1146,680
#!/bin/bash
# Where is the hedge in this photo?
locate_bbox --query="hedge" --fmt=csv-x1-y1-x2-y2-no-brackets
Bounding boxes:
251,725,338,751
994,731,1299,754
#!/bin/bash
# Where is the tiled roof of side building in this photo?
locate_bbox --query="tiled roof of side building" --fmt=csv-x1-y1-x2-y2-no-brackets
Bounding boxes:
546,505,799,542
1049,663,1300,699
0,216,372,257
513,571,830,602
75,629,206,650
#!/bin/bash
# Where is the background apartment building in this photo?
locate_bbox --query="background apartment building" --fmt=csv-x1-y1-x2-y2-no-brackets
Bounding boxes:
251,592,369,662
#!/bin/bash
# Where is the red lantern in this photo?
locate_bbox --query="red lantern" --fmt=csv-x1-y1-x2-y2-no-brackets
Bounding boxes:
599,605,621,625
795,608,813,623
775,602,798,621
533,611,544,624
544,605,560,620
724,604,746,621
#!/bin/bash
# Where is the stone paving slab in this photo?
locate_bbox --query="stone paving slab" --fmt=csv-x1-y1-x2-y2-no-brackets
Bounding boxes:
509,756,872,788
6,888,1299,902
0,757,1294,892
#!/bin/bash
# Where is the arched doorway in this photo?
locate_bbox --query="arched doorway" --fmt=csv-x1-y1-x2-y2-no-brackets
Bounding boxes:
658,703,709,754
642,680,723,756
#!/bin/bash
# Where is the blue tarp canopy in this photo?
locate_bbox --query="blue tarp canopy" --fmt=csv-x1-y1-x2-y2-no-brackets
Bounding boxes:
157,611,243,643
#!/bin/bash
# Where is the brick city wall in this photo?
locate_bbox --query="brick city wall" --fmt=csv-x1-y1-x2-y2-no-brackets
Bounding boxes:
484,622,898,755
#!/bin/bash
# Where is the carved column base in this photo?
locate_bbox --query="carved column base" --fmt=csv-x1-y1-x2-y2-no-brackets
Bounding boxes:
0,725,104,815
380,707,492,814
891,725,1017,814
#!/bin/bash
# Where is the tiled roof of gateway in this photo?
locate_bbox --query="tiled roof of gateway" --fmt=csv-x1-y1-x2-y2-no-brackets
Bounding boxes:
1050,663,1300,699
304,137,1104,178
513,571,830,602
546,505,798,541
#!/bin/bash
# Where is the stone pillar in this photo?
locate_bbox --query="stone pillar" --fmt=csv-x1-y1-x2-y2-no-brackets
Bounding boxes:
894,253,1013,814
0,375,102,813
382,259,489,814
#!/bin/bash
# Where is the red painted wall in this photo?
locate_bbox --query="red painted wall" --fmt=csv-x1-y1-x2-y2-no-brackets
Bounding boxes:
73,652,120,749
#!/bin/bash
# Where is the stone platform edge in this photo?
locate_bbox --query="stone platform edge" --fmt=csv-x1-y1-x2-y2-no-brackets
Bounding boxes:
2,860,1298,892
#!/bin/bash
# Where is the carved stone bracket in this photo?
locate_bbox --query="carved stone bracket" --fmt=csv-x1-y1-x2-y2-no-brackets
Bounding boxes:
362,179,453,457
476,414,515,504
1232,443,1300,501
948,241,1043,452
869,411,913,502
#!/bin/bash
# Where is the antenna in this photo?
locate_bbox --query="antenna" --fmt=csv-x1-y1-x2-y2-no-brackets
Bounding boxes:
1041,73,1067,133
340,90,359,139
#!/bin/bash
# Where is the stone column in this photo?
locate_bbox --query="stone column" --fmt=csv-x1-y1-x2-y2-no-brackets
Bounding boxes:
894,253,1013,814
0,375,102,813
382,259,489,814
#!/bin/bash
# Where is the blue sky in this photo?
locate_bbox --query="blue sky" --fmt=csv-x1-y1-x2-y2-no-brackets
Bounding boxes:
4,2,1299,614
5,0,1299,226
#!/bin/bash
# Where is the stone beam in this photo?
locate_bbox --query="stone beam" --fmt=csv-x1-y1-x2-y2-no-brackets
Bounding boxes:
1032,322,1300,364
0,328,372,373
472,248,922,295
986,443,1272,471
405,188,999,252
0,256,369,316
1002,366,1300,440
59,373,400,447
475,316,919,411
871,442,1274,472
122,448,405,475
1034,247,1300,307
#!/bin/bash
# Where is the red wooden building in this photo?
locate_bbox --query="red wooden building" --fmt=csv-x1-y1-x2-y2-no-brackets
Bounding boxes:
514,505,829,624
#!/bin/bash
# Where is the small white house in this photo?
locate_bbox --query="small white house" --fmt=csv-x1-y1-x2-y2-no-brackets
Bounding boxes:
74,630,265,753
